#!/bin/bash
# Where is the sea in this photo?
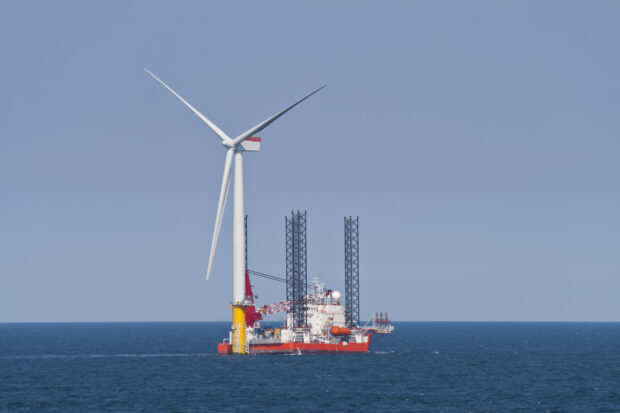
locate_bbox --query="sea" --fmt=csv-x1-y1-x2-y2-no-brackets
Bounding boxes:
1,322,619,412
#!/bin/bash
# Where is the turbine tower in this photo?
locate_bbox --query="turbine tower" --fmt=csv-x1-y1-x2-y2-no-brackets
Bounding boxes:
146,69,324,354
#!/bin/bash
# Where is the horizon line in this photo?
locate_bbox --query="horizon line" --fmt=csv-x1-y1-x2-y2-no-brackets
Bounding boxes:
2,320,619,324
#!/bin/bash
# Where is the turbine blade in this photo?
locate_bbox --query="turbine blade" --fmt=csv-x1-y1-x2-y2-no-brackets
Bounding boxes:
206,148,234,280
145,68,231,142
231,85,326,146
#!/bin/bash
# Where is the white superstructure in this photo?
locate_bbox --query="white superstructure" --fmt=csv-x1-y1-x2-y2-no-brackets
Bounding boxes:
245,278,393,347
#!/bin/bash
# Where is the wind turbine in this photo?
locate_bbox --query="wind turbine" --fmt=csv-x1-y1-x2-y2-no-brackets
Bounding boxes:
145,69,325,354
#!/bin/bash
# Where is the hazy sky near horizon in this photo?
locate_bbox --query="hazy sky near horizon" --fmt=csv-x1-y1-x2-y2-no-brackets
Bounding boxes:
1,1,619,322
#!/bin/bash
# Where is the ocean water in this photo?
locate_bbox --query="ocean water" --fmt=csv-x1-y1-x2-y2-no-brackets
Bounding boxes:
1,322,619,412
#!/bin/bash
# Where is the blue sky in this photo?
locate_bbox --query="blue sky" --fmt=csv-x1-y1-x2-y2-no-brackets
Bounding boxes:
1,1,619,322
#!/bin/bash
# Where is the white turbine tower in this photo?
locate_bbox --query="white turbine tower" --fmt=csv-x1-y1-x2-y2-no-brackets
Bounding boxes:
145,69,325,354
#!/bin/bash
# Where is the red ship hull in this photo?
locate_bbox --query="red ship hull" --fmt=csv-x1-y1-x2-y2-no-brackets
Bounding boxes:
217,341,370,355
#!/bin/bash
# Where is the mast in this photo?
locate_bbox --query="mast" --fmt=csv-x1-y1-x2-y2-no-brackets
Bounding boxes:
231,150,246,354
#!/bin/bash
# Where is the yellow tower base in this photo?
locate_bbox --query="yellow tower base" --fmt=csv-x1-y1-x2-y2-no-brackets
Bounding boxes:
231,305,246,354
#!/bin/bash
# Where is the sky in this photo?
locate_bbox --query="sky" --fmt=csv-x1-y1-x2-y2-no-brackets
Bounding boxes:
1,1,619,322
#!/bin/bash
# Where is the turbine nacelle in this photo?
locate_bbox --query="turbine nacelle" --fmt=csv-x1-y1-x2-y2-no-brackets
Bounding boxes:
240,137,261,152
223,137,261,152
